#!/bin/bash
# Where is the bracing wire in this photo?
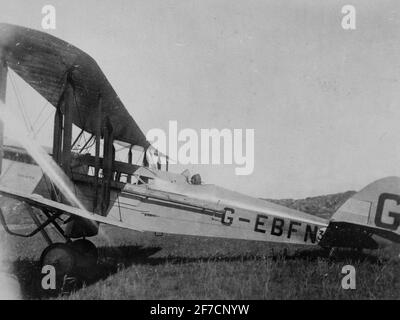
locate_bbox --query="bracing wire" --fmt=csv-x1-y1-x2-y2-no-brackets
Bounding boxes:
8,72,34,134
31,103,48,128
34,109,55,137
32,69,69,137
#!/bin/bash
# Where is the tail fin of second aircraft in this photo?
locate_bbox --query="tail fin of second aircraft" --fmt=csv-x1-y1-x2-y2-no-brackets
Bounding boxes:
319,176,400,249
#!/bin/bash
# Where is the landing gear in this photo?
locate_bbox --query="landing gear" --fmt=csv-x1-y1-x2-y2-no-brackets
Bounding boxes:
40,239,98,282
0,206,99,288
70,239,98,275
40,243,76,280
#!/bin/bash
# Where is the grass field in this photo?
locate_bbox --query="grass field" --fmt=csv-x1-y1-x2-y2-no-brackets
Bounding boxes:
0,191,399,300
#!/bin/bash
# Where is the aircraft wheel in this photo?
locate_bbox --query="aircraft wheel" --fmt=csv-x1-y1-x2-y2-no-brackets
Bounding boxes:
70,239,98,276
40,243,76,280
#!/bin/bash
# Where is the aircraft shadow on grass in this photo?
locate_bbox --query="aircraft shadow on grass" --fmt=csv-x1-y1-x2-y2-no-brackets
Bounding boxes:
11,245,385,299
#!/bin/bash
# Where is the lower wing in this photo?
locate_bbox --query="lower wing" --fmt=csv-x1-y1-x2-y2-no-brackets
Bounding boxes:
0,185,142,232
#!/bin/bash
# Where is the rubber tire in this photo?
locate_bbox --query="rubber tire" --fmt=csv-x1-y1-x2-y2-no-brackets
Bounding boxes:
40,243,76,280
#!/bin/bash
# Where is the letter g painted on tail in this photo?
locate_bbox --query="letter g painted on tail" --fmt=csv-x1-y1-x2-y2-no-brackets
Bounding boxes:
375,193,400,230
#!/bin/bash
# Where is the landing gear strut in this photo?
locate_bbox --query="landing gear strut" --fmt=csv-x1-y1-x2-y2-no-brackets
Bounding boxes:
0,207,99,284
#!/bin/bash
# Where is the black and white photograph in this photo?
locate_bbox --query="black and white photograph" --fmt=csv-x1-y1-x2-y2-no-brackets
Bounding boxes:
0,0,399,306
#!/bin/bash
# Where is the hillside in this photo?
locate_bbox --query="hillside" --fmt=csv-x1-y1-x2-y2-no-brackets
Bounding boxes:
265,190,356,219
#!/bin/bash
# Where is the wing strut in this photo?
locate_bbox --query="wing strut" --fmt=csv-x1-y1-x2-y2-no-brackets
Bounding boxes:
62,81,74,178
100,117,114,215
93,95,102,212
0,207,66,242
0,59,7,174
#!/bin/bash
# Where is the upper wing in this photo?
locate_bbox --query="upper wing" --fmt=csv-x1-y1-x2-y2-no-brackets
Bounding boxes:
0,185,142,232
0,23,149,148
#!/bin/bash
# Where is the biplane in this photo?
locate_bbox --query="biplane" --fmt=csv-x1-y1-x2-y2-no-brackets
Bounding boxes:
0,23,399,280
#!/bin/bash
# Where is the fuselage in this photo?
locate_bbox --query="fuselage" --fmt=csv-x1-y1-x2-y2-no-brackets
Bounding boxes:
0,142,328,246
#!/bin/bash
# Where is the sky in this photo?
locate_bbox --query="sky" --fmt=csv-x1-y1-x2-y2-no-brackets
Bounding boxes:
1,0,400,199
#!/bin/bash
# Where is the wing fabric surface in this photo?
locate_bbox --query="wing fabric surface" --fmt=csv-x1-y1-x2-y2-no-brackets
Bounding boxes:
0,185,142,231
0,23,149,148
